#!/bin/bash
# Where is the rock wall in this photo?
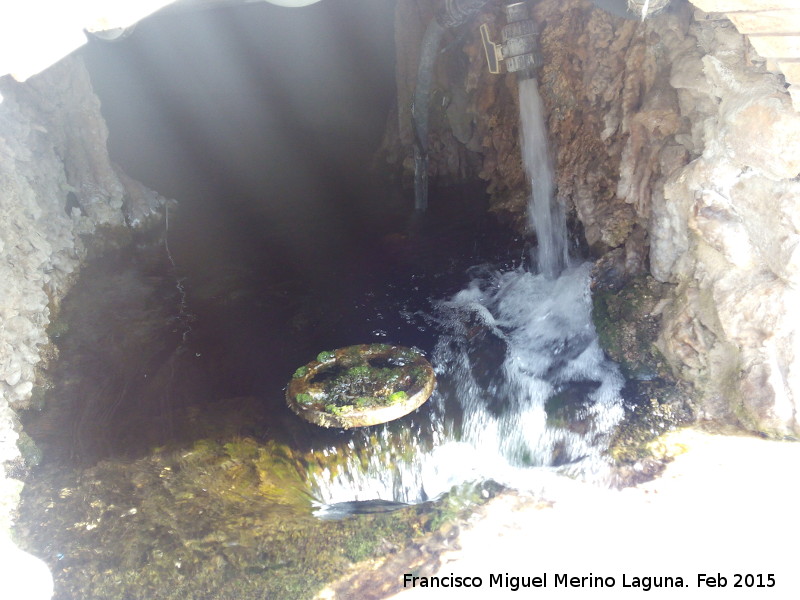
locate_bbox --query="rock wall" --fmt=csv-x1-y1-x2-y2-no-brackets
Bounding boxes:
0,55,164,537
652,11,800,437
385,0,799,437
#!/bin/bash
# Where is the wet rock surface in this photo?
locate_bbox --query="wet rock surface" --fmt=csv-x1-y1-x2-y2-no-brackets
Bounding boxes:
0,55,164,541
17,388,500,600
386,0,800,437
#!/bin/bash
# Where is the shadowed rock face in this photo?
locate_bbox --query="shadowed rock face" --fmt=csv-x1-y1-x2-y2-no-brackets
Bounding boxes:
1,53,166,588
385,0,799,437
0,57,165,423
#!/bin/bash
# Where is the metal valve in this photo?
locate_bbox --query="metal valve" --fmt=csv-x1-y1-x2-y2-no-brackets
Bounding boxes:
480,1,538,75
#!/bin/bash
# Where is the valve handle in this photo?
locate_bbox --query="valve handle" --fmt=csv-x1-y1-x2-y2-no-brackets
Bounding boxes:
480,23,503,75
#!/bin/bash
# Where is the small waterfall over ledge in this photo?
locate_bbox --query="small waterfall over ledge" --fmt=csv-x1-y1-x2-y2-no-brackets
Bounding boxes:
310,78,624,513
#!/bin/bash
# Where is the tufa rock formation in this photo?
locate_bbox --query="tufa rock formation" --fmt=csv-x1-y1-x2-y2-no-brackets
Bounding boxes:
0,55,164,544
384,0,799,437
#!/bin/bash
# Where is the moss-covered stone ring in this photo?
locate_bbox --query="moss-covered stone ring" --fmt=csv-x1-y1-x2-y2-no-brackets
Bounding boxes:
286,344,435,428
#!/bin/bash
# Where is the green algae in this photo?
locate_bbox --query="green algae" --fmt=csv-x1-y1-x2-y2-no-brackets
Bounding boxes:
322,364,407,408
16,430,43,468
592,275,671,381
295,392,314,405
387,390,408,404
592,275,695,480
294,345,431,416
16,433,474,600
424,480,501,533
316,350,335,363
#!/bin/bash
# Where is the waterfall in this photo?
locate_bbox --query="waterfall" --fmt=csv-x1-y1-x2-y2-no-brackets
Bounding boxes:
519,77,568,279
310,77,624,513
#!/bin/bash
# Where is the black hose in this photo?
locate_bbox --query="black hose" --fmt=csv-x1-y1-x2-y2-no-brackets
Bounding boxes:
412,0,494,213
437,0,495,28
412,19,445,212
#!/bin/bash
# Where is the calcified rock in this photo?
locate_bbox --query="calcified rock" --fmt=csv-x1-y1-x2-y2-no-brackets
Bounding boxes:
386,0,799,436
0,55,164,544
649,13,800,437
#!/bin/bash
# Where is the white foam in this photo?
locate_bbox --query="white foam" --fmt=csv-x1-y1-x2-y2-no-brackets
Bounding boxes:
310,78,623,510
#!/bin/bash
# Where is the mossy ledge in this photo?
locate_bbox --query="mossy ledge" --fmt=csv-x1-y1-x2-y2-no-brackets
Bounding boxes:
591,275,695,484
16,434,494,600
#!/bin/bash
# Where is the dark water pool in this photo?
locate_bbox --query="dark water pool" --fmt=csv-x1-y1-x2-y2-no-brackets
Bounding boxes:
15,4,539,597
24,177,523,467
17,170,521,599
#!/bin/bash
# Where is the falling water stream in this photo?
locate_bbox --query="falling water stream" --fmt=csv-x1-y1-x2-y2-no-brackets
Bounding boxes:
310,77,624,511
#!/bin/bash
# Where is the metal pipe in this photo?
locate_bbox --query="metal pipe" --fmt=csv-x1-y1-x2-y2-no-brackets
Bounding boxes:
501,1,538,80
480,1,539,79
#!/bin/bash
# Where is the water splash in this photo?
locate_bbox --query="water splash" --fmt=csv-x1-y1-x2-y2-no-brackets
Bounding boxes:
310,78,623,511
310,262,624,511
432,263,624,475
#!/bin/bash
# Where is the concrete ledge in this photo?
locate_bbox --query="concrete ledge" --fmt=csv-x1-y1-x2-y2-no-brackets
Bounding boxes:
727,9,800,34
691,0,793,11
0,538,53,600
778,59,800,84
747,34,800,58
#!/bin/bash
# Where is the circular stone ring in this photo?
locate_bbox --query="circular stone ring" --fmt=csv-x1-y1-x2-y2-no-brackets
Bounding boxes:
286,344,435,429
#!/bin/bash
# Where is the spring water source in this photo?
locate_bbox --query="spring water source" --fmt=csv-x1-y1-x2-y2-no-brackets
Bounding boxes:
310,78,624,513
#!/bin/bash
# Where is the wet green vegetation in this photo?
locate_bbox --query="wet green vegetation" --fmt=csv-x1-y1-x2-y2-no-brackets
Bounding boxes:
591,275,671,382
16,432,488,600
592,275,695,481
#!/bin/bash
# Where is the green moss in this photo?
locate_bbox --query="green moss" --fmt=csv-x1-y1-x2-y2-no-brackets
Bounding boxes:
319,363,418,411
592,275,670,380
46,318,70,339
16,431,42,467
16,433,474,600
325,404,355,416
346,365,372,379
316,350,335,363
291,345,431,418
592,275,695,476
608,381,693,481
388,391,408,404
292,365,309,379
295,392,314,405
